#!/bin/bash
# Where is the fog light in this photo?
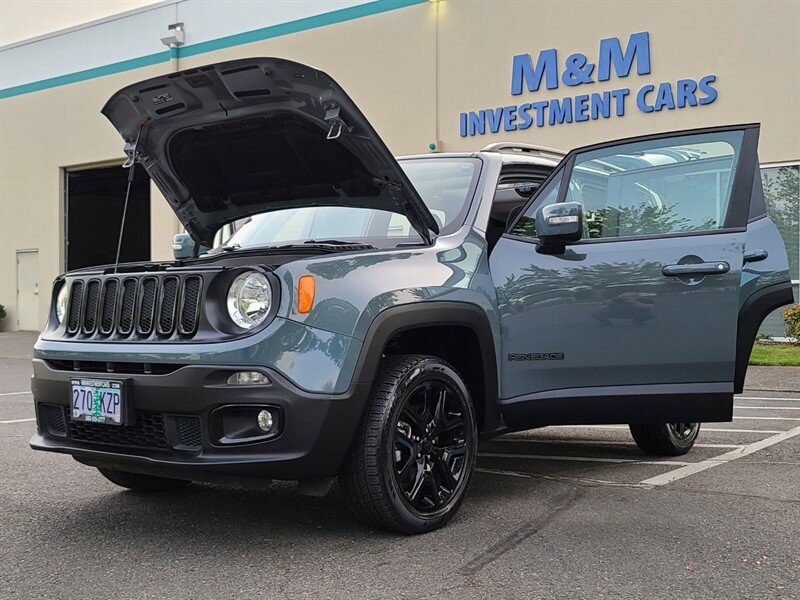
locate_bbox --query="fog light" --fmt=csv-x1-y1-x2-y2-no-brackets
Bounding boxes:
227,371,269,385
214,405,282,445
257,409,274,432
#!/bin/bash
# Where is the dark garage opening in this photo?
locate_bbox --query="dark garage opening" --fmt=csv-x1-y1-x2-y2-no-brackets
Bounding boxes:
66,165,151,270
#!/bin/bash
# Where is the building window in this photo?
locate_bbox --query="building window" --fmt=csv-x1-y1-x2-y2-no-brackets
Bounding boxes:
759,163,799,337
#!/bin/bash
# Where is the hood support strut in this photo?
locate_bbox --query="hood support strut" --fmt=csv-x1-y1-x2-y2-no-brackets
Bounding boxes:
376,178,435,245
114,122,146,273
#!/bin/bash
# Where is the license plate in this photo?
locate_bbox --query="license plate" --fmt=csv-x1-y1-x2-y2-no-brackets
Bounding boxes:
70,379,124,426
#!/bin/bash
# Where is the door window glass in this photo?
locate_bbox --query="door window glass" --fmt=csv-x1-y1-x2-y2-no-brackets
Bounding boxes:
509,173,562,237
567,131,744,239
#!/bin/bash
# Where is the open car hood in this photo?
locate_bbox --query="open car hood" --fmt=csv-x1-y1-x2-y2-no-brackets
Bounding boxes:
102,58,439,245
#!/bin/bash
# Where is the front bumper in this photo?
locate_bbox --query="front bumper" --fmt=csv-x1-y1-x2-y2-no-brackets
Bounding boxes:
30,359,370,482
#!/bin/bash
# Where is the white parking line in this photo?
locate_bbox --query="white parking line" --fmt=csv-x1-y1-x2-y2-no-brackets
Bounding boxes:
562,425,785,434
640,425,800,486
0,391,30,397
736,406,800,410
737,396,800,402
733,415,800,421
479,452,690,466
556,425,633,429
702,428,785,433
476,467,653,489
495,438,744,449
0,418,35,424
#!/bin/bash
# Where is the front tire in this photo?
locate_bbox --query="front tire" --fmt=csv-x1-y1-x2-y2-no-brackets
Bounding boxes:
629,422,700,456
97,468,192,492
339,355,478,534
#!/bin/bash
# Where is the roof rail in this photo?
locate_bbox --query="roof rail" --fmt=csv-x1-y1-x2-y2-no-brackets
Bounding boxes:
480,142,566,160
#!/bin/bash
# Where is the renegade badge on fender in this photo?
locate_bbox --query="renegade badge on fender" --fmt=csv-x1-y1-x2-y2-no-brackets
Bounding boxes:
31,58,793,533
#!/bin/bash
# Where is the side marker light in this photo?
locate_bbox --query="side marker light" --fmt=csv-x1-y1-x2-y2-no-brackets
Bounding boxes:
298,275,315,314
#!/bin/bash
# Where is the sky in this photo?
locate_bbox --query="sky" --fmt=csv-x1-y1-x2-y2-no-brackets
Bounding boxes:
0,0,162,46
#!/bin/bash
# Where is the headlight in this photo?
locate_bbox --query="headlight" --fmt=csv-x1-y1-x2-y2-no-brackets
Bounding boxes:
226,271,272,329
55,284,69,324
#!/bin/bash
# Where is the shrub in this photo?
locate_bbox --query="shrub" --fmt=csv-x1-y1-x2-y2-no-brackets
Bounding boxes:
784,304,800,343
0,305,5,321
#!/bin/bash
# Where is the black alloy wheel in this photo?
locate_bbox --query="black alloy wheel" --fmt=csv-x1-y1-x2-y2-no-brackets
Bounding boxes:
668,422,699,441
339,354,477,534
393,380,469,512
629,421,701,456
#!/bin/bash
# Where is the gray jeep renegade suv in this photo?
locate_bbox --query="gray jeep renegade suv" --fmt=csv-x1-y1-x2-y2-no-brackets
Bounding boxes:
31,58,793,533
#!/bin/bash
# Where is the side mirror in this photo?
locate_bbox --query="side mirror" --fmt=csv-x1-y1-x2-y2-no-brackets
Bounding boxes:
172,233,197,260
535,201,583,254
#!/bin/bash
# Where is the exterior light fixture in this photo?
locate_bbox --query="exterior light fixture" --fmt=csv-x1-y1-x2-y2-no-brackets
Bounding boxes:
257,410,274,433
227,371,270,385
160,22,185,47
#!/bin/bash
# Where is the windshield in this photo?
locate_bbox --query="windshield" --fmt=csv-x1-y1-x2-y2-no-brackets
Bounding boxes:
214,158,480,250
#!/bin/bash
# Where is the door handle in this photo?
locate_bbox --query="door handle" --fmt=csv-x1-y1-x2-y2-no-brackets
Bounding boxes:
661,262,729,277
743,249,768,263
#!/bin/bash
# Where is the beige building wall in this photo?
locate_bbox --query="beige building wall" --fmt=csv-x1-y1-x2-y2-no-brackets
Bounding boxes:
436,0,800,162
0,64,181,331
1,0,798,330
0,0,163,46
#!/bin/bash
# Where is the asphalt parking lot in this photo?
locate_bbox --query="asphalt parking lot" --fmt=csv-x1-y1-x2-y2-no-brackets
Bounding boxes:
1,331,798,599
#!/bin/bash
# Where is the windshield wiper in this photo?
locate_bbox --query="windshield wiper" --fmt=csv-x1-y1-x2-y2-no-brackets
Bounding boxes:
303,239,373,247
210,241,375,255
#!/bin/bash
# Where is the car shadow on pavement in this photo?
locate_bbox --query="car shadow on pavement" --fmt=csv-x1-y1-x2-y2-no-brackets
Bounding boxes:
56,481,371,539
51,468,547,542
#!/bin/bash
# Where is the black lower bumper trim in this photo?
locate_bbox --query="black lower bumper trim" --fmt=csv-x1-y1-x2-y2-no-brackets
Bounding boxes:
30,359,370,481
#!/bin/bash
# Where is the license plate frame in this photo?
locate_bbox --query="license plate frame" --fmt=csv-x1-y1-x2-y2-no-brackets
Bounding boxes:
70,378,127,426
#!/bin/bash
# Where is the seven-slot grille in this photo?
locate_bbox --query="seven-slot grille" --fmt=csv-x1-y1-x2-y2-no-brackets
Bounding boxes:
63,274,203,339
99,279,119,334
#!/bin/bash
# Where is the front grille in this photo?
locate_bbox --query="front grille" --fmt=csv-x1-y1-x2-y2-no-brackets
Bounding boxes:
67,281,84,333
43,405,203,452
175,416,202,449
82,280,101,333
66,409,168,449
118,279,137,334
138,277,157,335
179,276,202,335
44,360,185,375
44,404,67,436
99,279,119,334
158,277,179,335
61,273,204,341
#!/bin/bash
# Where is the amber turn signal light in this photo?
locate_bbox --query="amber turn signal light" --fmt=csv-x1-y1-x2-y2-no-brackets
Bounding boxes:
298,275,315,314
